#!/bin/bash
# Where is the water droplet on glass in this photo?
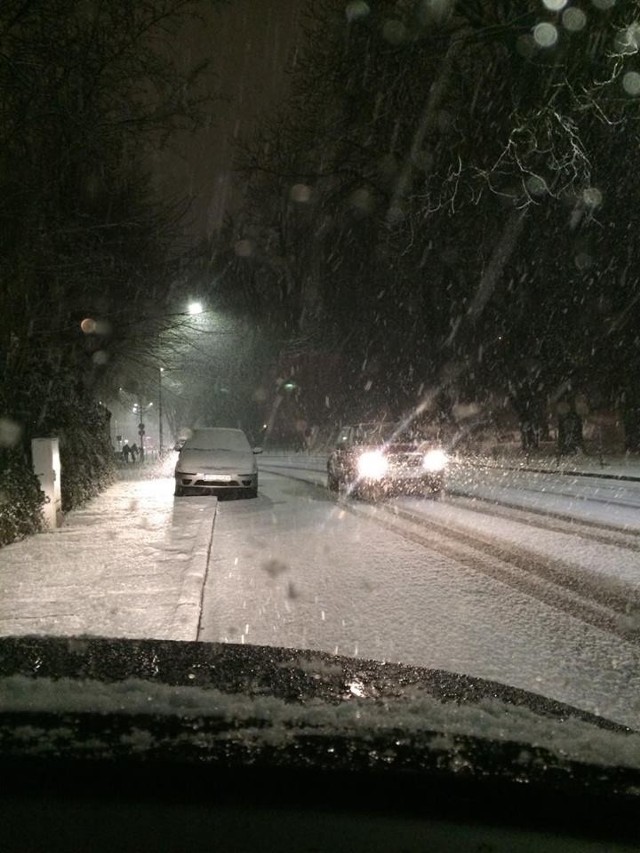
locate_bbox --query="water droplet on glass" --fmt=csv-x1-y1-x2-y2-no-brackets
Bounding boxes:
582,187,603,208
623,71,640,96
533,22,558,47
0,417,22,448
382,19,407,45
345,0,370,21
562,7,587,31
290,183,312,203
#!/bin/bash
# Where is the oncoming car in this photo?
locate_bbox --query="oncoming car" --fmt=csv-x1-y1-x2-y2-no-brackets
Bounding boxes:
327,422,447,499
174,428,260,498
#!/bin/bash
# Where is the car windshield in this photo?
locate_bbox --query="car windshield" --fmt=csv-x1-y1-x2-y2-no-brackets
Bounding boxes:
183,430,251,452
351,423,441,445
2,0,640,813
351,423,398,444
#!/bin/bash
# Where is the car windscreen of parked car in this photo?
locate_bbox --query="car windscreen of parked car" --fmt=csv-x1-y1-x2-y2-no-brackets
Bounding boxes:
182,429,252,453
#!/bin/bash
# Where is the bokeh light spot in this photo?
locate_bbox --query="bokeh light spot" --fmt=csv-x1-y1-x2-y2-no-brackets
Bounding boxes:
350,187,374,214
562,7,587,31
418,0,455,26
526,175,548,196
92,350,109,366
0,417,22,448
614,24,640,55
80,318,97,334
234,238,253,257
533,22,559,47
382,19,407,45
542,0,567,10
345,0,370,21
290,183,312,203
623,70,640,95
582,187,603,208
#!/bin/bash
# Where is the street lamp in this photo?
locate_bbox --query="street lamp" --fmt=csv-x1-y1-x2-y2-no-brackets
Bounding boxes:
188,301,203,315
159,368,164,456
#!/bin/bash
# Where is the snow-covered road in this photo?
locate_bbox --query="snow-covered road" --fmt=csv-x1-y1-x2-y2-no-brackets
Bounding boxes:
200,470,640,729
449,463,640,530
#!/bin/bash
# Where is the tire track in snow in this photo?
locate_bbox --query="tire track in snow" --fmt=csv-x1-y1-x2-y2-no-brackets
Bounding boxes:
349,500,640,641
262,466,640,644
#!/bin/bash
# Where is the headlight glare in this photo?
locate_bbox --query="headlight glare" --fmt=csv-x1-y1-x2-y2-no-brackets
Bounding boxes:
357,450,388,480
423,449,448,472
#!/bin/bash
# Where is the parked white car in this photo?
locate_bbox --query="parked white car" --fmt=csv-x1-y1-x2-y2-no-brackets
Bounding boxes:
174,428,260,498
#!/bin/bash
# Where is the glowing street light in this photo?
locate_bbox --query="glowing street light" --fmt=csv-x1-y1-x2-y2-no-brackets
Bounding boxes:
187,301,203,315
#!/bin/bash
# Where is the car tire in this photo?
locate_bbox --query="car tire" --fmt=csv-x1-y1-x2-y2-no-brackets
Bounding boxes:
247,486,258,498
174,485,184,497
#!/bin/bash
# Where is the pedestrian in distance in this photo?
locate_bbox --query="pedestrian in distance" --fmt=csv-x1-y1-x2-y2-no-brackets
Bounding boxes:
122,442,131,463
130,443,139,462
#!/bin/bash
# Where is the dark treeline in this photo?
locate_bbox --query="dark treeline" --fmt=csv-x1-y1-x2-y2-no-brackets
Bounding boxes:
201,0,640,451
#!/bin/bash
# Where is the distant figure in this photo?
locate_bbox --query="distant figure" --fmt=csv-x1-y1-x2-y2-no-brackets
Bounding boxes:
130,443,139,462
558,409,584,455
122,442,131,463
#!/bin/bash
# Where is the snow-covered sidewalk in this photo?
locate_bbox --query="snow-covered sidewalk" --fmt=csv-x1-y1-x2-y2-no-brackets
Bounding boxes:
0,467,216,641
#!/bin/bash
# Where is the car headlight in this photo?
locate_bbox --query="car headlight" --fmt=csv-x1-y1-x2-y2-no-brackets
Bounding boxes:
422,449,448,472
357,450,388,479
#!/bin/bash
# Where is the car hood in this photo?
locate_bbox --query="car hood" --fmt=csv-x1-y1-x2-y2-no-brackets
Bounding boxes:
176,448,254,472
1,635,640,797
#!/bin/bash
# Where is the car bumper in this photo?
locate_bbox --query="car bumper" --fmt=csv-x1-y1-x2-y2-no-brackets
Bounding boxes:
175,472,257,493
359,469,444,495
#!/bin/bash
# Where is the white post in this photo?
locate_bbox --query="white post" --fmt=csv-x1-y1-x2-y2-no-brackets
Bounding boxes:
31,438,62,529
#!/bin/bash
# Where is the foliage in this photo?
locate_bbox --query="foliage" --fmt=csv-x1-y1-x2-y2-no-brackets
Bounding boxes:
220,0,640,448
0,449,45,547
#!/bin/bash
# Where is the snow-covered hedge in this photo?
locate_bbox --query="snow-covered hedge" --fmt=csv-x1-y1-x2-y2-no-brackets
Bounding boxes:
58,411,116,513
0,450,45,547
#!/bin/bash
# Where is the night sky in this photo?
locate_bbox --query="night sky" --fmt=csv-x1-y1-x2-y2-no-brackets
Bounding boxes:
153,0,305,238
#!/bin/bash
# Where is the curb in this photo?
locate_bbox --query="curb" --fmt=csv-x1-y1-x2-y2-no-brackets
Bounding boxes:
168,500,218,641
462,462,640,483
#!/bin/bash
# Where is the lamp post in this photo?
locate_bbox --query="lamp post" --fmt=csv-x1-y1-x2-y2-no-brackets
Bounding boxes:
159,368,164,456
